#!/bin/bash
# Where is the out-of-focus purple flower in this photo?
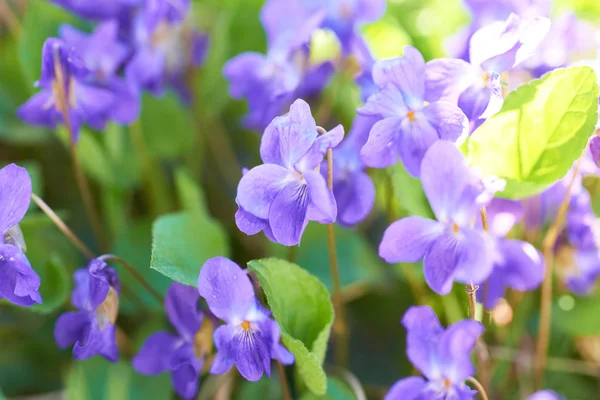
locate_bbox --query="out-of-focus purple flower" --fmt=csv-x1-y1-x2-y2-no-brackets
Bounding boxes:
379,141,502,294
17,38,117,141
427,14,550,122
350,34,378,103
358,46,469,176
59,21,140,126
54,258,120,361
474,199,545,309
50,0,141,20
589,136,600,169
0,164,41,307
197,257,294,381
528,390,564,400
236,99,343,246
322,115,376,227
226,1,332,131
126,0,209,101
446,0,550,61
385,306,483,400
524,13,598,78
134,283,208,399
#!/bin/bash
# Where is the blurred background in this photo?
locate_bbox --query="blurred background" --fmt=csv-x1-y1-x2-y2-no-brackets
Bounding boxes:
1,0,600,399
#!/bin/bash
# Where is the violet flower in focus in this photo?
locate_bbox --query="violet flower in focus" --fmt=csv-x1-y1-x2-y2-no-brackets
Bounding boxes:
322,115,377,227
385,306,483,399
379,141,502,294
476,199,545,309
17,38,117,142
0,164,41,307
126,0,209,101
236,99,343,246
358,45,469,176
197,257,294,381
59,21,140,127
426,13,550,123
54,258,120,361
133,283,209,399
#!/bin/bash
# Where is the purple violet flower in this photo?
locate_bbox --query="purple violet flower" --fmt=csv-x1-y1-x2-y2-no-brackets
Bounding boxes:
54,258,120,361
350,34,378,103
235,99,344,246
528,390,563,400
17,38,117,142
0,164,41,307
427,13,550,122
379,141,502,294
322,115,377,227
476,199,545,309
133,283,208,399
197,257,294,381
126,0,209,101
358,45,469,176
59,21,140,127
50,0,141,20
589,136,600,169
385,306,484,400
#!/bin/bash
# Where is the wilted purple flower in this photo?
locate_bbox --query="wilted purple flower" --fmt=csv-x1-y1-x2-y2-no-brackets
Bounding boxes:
322,115,376,227
50,0,141,20
528,390,563,400
0,164,41,307
385,306,483,400
59,21,140,126
134,283,208,399
197,257,294,381
17,38,117,141
54,258,120,361
427,14,550,122
236,99,343,246
358,45,468,176
379,141,502,294
126,0,209,101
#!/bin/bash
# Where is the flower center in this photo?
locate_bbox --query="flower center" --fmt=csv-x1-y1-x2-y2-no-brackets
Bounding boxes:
444,378,452,390
482,72,490,83
452,223,460,233
193,318,214,358
96,287,119,330
241,320,251,331
406,110,416,122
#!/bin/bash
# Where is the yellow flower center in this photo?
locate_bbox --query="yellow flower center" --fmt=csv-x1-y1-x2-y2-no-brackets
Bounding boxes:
241,320,251,332
452,223,460,233
407,110,416,122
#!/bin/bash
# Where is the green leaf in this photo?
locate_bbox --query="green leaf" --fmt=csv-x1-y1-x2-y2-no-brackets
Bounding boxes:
268,224,384,297
140,93,195,160
113,219,171,313
151,211,229,286
465,66,599,199
553,295,600,336
248,258,334,395
299,377,356,400
65,358,172,400
387,161,434,218
175,167,209,214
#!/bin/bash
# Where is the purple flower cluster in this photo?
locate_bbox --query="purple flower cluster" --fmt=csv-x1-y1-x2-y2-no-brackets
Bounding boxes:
386,306,484,399
18,0,208,140
0,164,41,306
224,0,385,130
133,257,293,399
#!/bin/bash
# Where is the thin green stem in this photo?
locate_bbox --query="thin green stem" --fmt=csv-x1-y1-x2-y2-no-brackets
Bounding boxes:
276,361,292,400
31,193,95,260
467,377,490,400
534,157,583,388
